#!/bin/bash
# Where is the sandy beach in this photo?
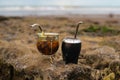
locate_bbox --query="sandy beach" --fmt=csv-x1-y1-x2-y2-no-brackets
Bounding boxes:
0,14,120,80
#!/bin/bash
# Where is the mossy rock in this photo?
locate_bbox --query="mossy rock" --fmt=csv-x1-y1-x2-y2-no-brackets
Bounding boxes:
82,25,120,36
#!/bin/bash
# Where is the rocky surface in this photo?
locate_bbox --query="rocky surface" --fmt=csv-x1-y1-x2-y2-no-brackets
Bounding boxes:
0,15,120,80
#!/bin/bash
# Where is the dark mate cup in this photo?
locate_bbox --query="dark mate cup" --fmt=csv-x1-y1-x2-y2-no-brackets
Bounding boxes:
62,37,81,64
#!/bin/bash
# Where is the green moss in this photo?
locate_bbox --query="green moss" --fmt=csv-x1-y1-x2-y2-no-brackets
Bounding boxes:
82,25,120,36
101,26,112,33
83,25,99,32
83,25,112,33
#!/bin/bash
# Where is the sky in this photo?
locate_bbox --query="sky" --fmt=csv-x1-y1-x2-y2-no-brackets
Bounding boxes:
0,0,120,7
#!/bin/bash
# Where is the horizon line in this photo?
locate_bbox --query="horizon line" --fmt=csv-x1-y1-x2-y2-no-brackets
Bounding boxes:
0,5,120,8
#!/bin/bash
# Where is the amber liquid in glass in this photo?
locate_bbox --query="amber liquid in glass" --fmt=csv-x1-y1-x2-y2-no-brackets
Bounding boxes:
37,40,59,55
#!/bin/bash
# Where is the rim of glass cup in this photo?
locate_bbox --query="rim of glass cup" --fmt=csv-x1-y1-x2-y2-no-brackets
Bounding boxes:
37,32,59,37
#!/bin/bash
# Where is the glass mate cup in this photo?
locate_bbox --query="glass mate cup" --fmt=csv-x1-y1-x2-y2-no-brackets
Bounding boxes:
37,33,59,63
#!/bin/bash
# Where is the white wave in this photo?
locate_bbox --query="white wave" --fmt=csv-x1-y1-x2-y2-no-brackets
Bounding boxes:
0,6,120,11
0,6,69,11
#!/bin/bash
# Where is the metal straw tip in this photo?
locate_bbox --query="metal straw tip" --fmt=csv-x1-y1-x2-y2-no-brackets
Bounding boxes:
30,24,39,27
78,21,83,24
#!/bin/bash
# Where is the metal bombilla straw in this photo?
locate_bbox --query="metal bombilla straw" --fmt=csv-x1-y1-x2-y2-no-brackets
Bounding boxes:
30,24,43,32
74,21,83,39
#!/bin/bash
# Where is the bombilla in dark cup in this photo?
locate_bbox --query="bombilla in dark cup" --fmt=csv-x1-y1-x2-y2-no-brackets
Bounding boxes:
62,21,83,64
74,21,83,39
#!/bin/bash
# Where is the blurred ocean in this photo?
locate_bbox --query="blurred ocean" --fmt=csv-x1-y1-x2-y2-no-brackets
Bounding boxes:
0,6,120,16
0,0,120,16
